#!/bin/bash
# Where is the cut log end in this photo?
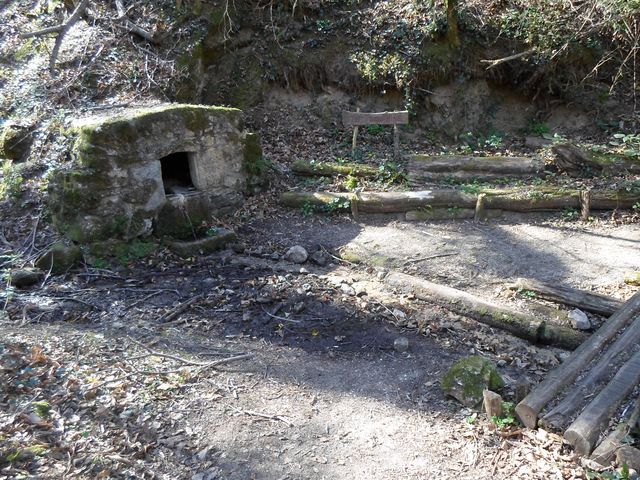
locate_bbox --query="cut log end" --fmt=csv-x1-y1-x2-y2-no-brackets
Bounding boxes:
515,402,539,430
564,429,593,456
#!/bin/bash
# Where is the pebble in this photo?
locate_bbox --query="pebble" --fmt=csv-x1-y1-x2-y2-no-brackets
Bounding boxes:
394,336,409,352
285,245,308,264
569,308,591,330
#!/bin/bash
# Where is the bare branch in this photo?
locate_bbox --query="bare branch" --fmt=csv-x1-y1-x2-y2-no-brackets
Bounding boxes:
480,49,536,70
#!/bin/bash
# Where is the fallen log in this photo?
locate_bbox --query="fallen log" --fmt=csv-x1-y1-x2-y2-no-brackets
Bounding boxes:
483,188,580,212
552,144,640,177
280,190,478,213
408,155,544,185
564,349,640,455
508,278,623,317
291,160,380,178
515,290,640,429
408,155,543,173
591,395,640,467
384,272,588,350
540,313,640,430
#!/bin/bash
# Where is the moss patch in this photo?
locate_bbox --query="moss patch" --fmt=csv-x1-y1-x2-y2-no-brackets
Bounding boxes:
441,356,504,408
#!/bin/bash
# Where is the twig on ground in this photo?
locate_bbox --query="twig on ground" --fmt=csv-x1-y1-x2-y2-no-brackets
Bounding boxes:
158,294,204,325
261,306,302,324
402,251,459,266
231,406,294,427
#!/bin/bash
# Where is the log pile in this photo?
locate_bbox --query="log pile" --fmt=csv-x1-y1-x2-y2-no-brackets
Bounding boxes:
514,290,640,457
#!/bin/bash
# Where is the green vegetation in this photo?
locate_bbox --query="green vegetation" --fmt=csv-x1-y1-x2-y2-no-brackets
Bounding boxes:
0,161,24,200
366,124,386,136
562,207,580,221
586,464,632,480
491,401,517,429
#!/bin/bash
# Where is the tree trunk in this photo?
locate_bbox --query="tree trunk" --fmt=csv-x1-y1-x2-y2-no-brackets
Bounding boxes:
515,290,640,429
291,160,380,178
446,0,461,47
384,272,588,350
508,278,623,317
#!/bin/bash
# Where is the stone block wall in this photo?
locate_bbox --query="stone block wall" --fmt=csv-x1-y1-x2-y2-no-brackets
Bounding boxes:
48,104,261,242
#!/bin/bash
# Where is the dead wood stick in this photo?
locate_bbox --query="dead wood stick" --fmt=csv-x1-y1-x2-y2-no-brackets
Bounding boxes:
515,290,640,429
564,349,640,455
580,190,591,220
234,408,294,427
384,272,588,350
508,278,623,317
21,0,90,74
158,294,204,324
480,48,536,69
291,160,380,178
591,395,640,466
114,0,156,42
541,314,640,430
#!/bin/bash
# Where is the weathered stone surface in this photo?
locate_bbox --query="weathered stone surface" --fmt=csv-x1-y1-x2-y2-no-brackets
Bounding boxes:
35,242,82,274
625,272,640,286
48,104,261,242
9,268,44,288
166,229,236,257
568,308,591,330
441,356,504,408
616,446,640,472
285,245,308,264
0,124,32,161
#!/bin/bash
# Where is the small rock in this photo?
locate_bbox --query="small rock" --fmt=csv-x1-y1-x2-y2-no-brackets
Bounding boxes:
483,390,503,418
9,268,45,288
202,277,216,286
625,272,640,286
616,445,640,472
376,269,388,280
393,336,409,352
352,282,367,296
309,250,328,266
392,308,406,319
242,311,252,322
441,356,504,408
340,284,356,296
35,242,83,274
524,136,552,149
285,245,308,264
569,308,591,330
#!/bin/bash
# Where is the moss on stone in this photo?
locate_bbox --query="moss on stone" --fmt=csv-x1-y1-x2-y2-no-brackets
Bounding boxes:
35,242,82,274
441,356,504,408
0,125,32,160
624,272,640,286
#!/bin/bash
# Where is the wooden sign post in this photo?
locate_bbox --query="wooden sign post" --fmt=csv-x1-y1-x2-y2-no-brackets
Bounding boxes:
341,110,409,160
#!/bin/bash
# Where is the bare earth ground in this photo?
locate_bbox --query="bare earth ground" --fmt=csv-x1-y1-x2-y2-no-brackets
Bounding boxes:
2,207,638,479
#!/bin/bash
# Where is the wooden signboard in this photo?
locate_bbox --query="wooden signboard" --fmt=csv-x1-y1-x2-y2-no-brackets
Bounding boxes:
341,110,409,160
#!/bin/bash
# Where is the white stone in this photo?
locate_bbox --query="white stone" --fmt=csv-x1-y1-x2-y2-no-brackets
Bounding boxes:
569,308,591,330
285,245,308,264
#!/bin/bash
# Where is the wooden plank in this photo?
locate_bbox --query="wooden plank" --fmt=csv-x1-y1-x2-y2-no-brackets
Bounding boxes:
342,110,409,126
515,290,640,429
564,349,640,455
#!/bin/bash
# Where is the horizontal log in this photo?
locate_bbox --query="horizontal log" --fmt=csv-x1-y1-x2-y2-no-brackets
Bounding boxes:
280,190,478,213
281,188,640,215
384,272,588,350
342,110,409,126
515,290,640,429
564,349,640,455
509,278,623,317
291,160,380,178
408,155,544,174
408,172,539,184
